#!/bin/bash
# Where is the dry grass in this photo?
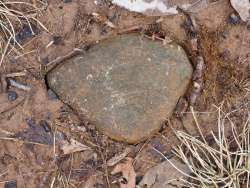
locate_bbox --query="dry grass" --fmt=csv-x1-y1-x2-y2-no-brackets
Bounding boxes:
198,26,248,108
0,0,47,66
170,106,250,188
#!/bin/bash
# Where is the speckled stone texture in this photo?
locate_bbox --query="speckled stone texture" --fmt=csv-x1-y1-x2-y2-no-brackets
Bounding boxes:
47,34,193,143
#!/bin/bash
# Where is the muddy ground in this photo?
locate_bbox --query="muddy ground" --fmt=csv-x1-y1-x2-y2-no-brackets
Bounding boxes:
0,0,249,187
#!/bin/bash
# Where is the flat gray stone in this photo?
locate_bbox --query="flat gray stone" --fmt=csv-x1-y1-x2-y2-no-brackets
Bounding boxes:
47,34,192,143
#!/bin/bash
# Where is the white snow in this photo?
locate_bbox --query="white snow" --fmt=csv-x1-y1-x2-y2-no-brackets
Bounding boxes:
112,0,179,15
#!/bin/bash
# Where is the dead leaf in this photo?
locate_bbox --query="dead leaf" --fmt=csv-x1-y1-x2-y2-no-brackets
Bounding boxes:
139,158,190,188
83,172,104,188
107,147,131,167
60,138,90,155
230,0,250,22
111,157,136,188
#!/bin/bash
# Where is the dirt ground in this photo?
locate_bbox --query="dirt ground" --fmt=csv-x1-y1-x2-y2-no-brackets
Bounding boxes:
0,0,249,187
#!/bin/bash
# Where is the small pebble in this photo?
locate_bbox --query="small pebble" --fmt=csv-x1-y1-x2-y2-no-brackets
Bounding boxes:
47,89,58,100
228,13,240,25
4,181,17,188
39,120,51,132
7,91,18,101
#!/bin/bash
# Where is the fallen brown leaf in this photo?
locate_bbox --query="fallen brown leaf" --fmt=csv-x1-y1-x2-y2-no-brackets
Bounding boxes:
107,147,131,167
111,157,136,188
139,158,190,188
60,138,90,155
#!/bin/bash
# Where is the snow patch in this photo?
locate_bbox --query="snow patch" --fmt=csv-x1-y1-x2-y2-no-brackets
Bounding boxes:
112,0,179,15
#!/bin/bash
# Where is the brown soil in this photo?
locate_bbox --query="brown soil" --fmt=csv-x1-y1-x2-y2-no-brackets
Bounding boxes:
0,0,249,187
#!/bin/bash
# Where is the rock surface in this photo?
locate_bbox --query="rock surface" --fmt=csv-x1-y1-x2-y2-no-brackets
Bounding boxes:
47,34,192,143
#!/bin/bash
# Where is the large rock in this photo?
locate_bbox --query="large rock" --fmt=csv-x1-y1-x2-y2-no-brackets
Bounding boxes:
47,34,192,143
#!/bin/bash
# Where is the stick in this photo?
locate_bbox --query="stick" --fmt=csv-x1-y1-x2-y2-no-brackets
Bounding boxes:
6,72,26,78
1,74,7,93
46,48,85,72
9,79,31,91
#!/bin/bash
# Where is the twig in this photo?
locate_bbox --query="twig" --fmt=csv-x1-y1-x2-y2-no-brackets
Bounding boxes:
179,9,205,107
53,128,57,159
100,151,111,188
0,169,8,178
6,72,26,78
50,176,56,188
9,78,31,91
14,50,36,59
0,128,14,136
190,106,206,144
192,56,205,81
132,139,151,165
189,56,205,105
46,48,85,72
152,147,199,182
0,136,50,146
1,74,7,93
117,25,142,34
67,154,74,185
0,37,11,67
